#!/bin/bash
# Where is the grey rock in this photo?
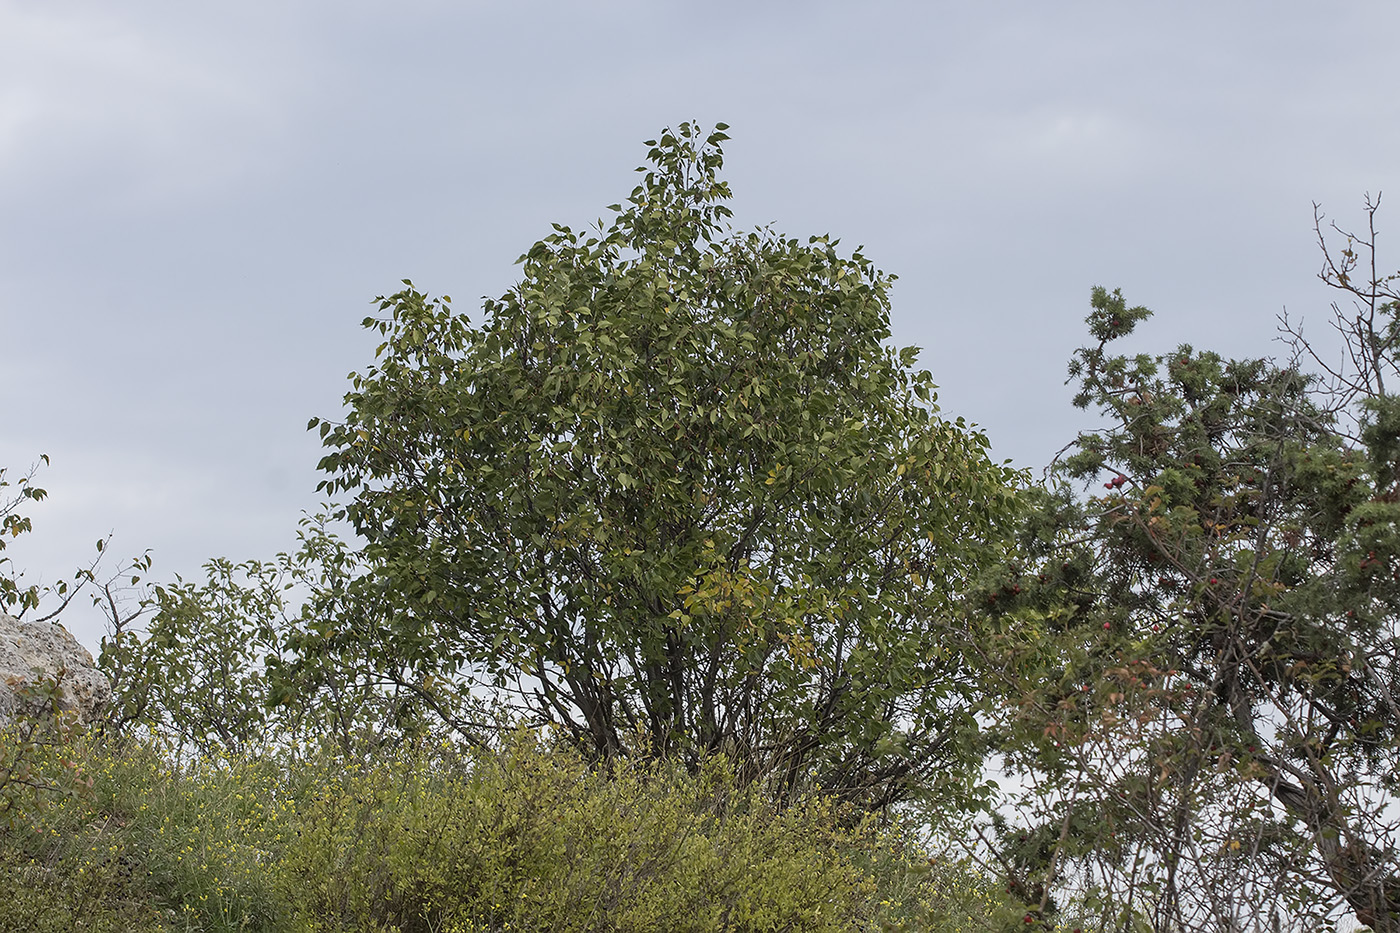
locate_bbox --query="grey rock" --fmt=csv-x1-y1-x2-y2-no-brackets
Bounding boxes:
0,612,112,728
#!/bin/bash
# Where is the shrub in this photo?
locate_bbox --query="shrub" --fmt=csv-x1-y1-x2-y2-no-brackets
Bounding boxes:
0,730,289,932
279,730,891,932
3,722,1008,932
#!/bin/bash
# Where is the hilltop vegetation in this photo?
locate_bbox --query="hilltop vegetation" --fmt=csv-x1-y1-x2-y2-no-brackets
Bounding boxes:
4,126,1399,932
1,723,1021,932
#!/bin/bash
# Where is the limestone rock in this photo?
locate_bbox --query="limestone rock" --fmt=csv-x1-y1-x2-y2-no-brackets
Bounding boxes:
0,612,111,728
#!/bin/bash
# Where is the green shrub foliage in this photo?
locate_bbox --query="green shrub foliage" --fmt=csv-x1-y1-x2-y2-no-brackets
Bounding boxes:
0,726,1007,932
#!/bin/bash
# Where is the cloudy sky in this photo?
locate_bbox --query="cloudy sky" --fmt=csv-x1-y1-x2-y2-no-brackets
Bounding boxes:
2,1,1398,650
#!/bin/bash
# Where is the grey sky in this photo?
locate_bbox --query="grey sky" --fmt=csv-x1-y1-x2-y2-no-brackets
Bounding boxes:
3,1,1398,650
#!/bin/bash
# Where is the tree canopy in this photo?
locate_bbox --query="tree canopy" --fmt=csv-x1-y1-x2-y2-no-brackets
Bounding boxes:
973,206,1400,930
304,123,1018,808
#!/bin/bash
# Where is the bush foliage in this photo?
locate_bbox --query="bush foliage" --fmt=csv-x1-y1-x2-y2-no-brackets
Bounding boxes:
0,725,1010,932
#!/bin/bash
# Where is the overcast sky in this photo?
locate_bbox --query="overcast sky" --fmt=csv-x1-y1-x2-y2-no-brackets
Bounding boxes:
3,1,1398,650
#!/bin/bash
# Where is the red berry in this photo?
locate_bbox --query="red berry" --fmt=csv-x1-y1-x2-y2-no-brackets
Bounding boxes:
1103,622,1111,630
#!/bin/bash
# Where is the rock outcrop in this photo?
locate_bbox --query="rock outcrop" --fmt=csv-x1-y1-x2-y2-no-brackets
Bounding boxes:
0,613,111,728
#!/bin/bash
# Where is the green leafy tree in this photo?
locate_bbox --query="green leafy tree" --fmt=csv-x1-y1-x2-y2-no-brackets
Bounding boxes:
974,201,1400,932
308,123,1018,808
99,515,447,760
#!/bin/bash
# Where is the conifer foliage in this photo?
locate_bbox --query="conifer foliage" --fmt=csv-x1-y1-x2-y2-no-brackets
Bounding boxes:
977,204,1400,930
